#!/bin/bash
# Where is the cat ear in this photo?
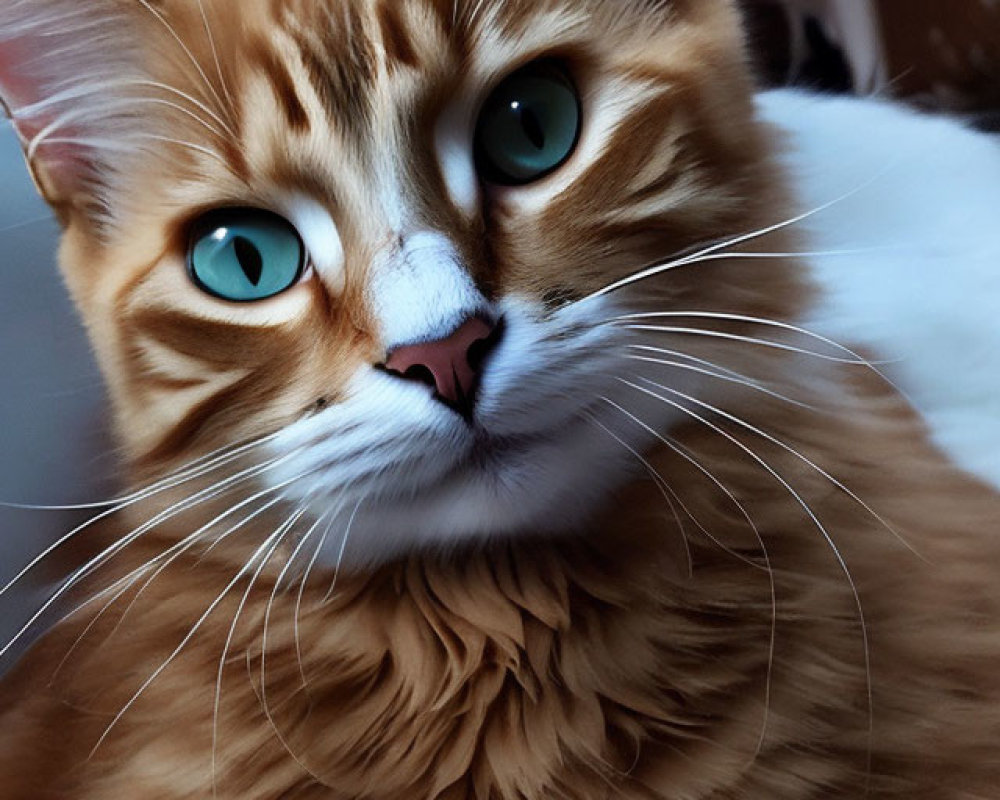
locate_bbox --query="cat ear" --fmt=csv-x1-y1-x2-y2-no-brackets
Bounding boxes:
0,0,143,210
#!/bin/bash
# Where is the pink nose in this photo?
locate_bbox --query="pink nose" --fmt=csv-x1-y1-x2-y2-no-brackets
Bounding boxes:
384,317,500,416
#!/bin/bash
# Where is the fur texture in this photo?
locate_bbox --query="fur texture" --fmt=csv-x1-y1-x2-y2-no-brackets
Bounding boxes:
1,1,999,798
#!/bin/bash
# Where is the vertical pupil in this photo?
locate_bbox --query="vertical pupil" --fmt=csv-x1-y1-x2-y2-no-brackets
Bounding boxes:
233,236,264,286
518,105,546,150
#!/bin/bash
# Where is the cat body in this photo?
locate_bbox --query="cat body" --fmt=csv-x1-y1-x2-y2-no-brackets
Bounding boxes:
1,1,1000,798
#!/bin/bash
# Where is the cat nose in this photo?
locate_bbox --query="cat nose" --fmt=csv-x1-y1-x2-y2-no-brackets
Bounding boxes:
384,316,501,418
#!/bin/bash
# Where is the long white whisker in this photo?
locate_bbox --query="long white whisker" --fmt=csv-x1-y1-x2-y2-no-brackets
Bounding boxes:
105,496,290,634
0,454,298,661
50,496,285,684
635,378,924,561
625,352,814,410
18,77,235,139
125,96,226,139
132,78,235,137
136,133,229,165
255,511,335,789
621,324,874,365
322,501,363,605
626,343,776,384
0,436,283,607
0,215,54,235
3,432,280,513
615,310,903,394
618,377,873,771
592,398,777,756
294,514,337,688
211,506,309,796
34,134,229,168
194,0,236,119
91,522,288,760
615,311,874,362
134,0,228,112
578,170,901,303
594,399,770,572
581,413,694,578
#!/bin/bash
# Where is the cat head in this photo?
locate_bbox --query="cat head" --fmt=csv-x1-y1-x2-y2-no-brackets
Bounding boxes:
0,0,803,565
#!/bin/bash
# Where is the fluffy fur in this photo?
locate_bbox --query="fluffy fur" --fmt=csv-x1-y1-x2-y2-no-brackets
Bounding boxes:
1,1,999,798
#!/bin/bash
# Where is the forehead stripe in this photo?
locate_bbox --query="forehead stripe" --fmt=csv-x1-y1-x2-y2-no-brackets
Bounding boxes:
377,1,421,70
248,36,311,133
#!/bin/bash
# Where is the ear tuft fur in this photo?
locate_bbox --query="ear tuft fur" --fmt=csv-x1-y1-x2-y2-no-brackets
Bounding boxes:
0,0,145,214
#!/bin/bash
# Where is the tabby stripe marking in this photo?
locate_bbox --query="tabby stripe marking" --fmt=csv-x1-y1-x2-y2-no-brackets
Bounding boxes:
247,36,311,133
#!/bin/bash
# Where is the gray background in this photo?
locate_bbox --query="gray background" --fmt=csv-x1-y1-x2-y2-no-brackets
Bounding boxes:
0,124,114,667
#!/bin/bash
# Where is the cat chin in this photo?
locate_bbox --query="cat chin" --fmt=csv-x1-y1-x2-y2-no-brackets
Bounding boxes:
264,295,696,568
309,414,642,568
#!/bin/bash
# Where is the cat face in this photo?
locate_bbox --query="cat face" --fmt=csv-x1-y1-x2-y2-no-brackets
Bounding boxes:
1,0,802,564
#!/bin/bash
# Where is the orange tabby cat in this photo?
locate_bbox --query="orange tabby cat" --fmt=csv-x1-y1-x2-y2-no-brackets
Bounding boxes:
1,0,999,798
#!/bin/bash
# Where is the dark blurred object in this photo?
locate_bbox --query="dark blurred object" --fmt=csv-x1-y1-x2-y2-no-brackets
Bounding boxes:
743,2,854,93
878,0,1000,127
743,0,1000,130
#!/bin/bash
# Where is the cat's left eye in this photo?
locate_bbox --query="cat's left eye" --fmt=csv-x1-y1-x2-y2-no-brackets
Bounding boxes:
474,60,582,186
187,208,305,302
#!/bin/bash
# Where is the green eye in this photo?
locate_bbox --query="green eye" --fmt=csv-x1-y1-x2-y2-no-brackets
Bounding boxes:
474,60,582,186
187,208,305,302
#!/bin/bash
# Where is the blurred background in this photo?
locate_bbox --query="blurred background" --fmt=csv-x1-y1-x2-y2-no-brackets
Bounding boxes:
0,126,113,666
745,0,1000,129
1,0,999,669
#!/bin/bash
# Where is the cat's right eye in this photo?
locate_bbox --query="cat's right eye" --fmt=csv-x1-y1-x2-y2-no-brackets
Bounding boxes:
187,208,305,302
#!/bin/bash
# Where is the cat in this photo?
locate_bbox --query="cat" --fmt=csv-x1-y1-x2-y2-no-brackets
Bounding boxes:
1,0,1000,798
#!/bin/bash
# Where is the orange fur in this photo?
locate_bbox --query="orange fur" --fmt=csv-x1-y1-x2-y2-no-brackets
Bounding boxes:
1,1,999,798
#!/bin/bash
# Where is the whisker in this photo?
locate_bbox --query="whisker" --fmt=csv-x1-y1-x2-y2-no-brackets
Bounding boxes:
107,495,290,629
0,435,283,607
615,311,880,364
134,133,229,165
635,377,923,561
131,78,235,138
123,96,227,140
626,343,781,384
49,496,285,685
621,324,873,365
595,399,771,572
0,215,55,234
2,431,281,511
33,134,229,169
581,412,694,578
17,77,235,140
294,514,337,688
322,501,363,605
0,454,298,662
593,397,777,756
578,169,903,303
91,521,290,760
211,506,311,796
194,0,237,119
617,377,873,772
624,352,815,410
615,310,903,393
134,0,228,113
255,510,334,789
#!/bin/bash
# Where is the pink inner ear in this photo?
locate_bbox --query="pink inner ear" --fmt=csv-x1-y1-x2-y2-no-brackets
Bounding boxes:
0,37,92,197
